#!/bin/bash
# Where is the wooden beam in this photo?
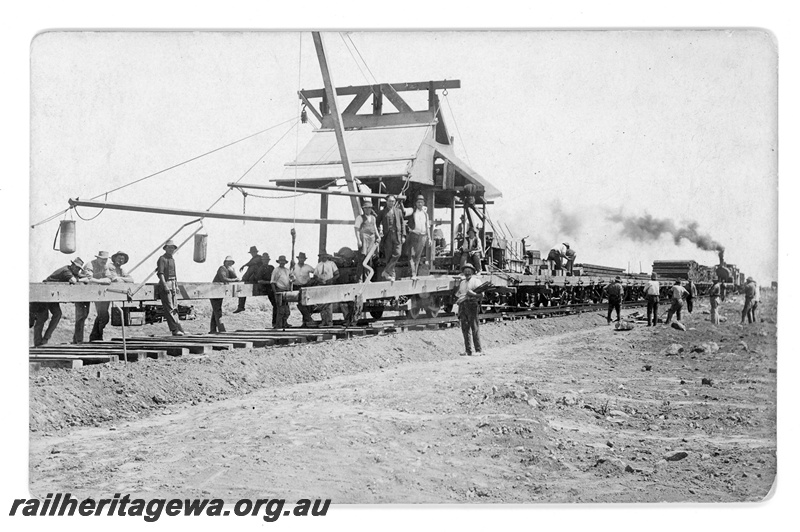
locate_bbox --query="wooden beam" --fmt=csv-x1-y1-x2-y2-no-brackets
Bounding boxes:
381,84,415,113
299,275,459,305
30,282,263,303
297,90,323,123
299,80,461,100
230,182,405,200
342,88,372,115
68,198,354,225
319,193,329,256
319,110,436,130
311,32,362,221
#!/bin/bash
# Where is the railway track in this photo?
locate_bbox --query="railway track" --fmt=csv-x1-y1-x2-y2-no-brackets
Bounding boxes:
29,298,670,370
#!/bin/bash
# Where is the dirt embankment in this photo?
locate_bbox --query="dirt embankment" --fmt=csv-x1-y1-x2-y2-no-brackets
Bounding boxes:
29,292,776,503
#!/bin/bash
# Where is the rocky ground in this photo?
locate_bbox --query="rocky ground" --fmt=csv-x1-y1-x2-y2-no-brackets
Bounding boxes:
28,292,777,503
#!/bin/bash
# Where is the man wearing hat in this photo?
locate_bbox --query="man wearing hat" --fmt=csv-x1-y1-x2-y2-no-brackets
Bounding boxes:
110,251,134,283
562,243,577,276
209,256,240,333
75,250,115,343
644,272,661,326
87,251,135,341
665,280,688,326
742,276,759,324
31,258,89,346
375,194,406,281
460,227,483,273
354,199,379,282
708,278,723,325
313,252,340,327
156,240,185,336
406,195,431,279
270,255,292,328
255,252,278,326
291,252,316,327
456,263,484,356
235,245,263,313
604,276,625,324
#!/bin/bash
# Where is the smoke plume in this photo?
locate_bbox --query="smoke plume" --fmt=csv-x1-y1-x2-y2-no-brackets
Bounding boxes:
608,212,725,260
551,200,583,238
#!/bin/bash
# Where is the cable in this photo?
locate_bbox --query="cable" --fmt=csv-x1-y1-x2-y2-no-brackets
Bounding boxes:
345,34,379,86
443,92,472,166
339,33,372,85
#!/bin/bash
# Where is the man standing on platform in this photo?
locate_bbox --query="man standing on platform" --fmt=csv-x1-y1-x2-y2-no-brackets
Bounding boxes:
456,263,483,357
355,199,380,282
406,195,431,280
313,252,340,327
156,240,185,336
31,257,88,346
270,255,292,328
235,246,262,313
209,256,240,333
376,194,405,281
291,252,316,327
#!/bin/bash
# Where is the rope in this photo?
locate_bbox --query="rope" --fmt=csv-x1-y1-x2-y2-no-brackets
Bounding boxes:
294,32,302,227
74,194,108,221
340,33,373,85
443,92,472,166
31,117,298,229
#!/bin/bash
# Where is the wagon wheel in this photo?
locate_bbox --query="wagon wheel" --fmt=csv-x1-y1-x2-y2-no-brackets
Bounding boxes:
425,296,443,318
405,306,422,319
442,303,454,314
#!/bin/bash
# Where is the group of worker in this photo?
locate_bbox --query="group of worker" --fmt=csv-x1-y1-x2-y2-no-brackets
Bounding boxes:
223,245,340,331
604,272,760,328
547,243,577,275
30,250,133,346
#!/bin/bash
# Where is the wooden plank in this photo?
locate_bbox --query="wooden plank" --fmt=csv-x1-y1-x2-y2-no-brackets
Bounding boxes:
29,282,267,303
299,275,459,305
381,83,415,113
30,347,162,361
297,90,324,123
30,354,117,364
84,341,191,357
342,87,372,115
299,80,460,99
319,110,435,130
110,338,226,352
30,359,83,370
67,198,355,226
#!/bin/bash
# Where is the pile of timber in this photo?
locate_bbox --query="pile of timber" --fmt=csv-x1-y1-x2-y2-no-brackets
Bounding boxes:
652,260,700,280
575,263,625,276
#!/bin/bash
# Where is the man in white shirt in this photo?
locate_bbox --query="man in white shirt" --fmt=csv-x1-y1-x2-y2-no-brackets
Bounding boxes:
644,273,660,326
665,280,688,325
291,252,316,327
406,195,430,279
270,255,292,328
456,263,484,356
313,252,340,327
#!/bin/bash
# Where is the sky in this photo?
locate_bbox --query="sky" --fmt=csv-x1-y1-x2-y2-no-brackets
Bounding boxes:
29,30,777,283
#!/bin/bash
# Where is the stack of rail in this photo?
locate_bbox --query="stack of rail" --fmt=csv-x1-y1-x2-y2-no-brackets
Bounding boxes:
652,260,699,280
575,263,625,277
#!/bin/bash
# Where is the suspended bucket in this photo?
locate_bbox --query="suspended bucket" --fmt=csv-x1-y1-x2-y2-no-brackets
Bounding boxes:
54,220,76,254
193,233,208,263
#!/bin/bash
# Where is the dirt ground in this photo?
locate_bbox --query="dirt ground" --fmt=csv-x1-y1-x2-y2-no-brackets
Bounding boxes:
28,292,777,503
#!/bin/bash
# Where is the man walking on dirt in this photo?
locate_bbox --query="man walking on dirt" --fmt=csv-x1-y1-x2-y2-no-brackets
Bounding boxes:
209,256,240,333
665,280,688,326
605,276,625,324
644,272,660,326
457,263,483,356
742,277,759,324
235,246,262,313
686,279,698,313
156,240,185,336
709,278,722,325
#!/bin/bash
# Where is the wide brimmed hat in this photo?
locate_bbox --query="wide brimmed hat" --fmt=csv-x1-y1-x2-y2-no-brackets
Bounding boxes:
111,251,129,265
297,252,307,260
95,251,110,259
261,252,270,259
223,256,235,264
615,276,621,281
467,227,476,234
746,276,754,282
249,246,259,254
276,255,288,264
562,242,570,247
462,263,476,272
163,239,177,250
361,199,373,207
71,257,85,268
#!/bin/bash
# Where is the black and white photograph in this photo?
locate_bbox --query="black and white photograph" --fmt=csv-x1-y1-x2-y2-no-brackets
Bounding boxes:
7,7,796,528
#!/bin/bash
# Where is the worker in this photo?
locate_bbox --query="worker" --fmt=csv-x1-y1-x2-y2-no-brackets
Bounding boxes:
234,245,262,313
604,276,625,324
354,199,380,282
686,279,698,313
209,256,240,333
83,250,116,343
110,251,134,282
255,253,277,326
460,227,483,273
665,280,688,326
644,272,660,326
270,255,292,328
433,221,446,255
742,277,758,324
456,263,483,356
562,243,577,276
156,239,185,336
375,194,405,281
406,195,431,280
291,252,316,327
709,278,722,325
748,278,761,323
547,247,564,274
313,252,340,327
455,214,467,250
31,258,88,346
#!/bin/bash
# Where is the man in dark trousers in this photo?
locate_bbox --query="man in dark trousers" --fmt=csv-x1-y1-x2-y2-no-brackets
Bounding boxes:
235,245,262,313
456,263,483,356
31,257,88,346
644,272,660,326
256,253,277,326
686,279,698,313
156,239,185,336
605,276,625,324
665,280,688,325
376,194,406,281
209,256,240,333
